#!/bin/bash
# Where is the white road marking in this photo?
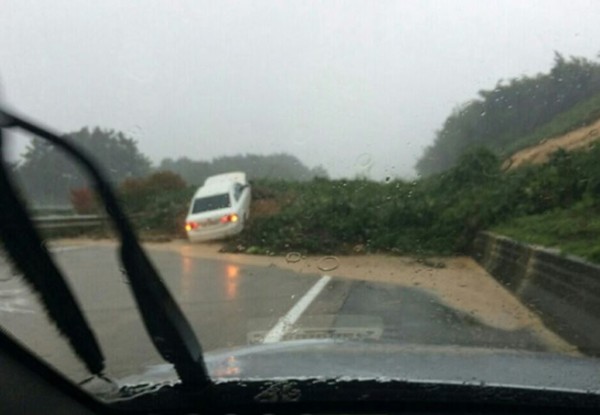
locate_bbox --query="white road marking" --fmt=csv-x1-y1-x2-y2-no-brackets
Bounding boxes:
262,275,331,344
0,289,35,314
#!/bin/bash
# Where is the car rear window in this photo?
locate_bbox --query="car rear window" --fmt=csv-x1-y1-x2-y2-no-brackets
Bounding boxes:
191,193,231,214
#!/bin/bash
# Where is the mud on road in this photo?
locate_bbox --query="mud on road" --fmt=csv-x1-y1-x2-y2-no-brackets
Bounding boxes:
52,238,577,354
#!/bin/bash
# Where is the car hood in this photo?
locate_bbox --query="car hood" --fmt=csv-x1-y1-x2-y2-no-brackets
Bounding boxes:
115,340,600,393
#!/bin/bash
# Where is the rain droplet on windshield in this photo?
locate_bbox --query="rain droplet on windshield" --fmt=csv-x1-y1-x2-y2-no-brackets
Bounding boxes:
317,256,339,272
285,252,302,263
356,153,373,168
354,153,374,178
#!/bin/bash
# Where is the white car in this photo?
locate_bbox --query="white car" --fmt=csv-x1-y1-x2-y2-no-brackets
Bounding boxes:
184,172,251,242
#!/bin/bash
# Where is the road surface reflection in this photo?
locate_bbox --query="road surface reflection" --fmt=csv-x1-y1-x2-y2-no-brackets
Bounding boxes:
226,265,240,300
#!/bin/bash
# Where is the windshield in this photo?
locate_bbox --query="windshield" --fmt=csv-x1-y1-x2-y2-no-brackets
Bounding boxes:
3,0,600,407
191,193,231,214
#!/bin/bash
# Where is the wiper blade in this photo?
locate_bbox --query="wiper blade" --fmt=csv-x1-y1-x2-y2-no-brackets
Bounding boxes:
0,108,210,387
0,127,105,376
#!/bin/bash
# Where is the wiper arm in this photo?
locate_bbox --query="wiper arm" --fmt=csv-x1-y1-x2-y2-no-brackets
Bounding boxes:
0,127,105,376
0,108,210,387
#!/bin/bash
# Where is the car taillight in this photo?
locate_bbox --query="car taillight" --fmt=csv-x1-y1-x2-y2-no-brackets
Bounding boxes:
185,221,198,231
220,214,239,223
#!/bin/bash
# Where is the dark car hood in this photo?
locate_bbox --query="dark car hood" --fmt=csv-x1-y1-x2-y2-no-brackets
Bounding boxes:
115,340,600,393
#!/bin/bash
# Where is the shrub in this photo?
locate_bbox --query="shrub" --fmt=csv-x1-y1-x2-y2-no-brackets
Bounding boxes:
119,170,186,212
69,187,97,214
225,145,600,255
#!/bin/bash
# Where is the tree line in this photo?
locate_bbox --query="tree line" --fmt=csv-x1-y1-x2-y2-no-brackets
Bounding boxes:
160,154,328,186
11,127,328,205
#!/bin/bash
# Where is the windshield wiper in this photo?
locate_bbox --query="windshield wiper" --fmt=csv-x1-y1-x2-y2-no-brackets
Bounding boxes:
0,126,105,376
0,108,210,387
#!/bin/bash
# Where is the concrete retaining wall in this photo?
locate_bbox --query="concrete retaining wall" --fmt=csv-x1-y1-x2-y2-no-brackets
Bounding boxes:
471,232,600,355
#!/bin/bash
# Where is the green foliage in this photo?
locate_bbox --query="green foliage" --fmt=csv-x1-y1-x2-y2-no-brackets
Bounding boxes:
115,171,190,237
417,53,600,176
221,149,499,255
160,153,328,186
492,200,600,263
221,145,600,260
119,170,187,213
135,186,196,237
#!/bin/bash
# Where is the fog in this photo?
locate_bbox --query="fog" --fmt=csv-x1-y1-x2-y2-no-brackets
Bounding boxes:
2,1,600,179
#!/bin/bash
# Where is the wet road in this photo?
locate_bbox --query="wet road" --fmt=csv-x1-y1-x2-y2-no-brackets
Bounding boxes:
0,244,556,381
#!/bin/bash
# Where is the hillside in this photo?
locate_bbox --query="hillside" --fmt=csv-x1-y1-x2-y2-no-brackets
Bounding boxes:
504,116,600,169
416,54,600,176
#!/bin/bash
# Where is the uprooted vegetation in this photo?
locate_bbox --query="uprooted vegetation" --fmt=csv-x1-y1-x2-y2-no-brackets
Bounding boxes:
221,145,600,260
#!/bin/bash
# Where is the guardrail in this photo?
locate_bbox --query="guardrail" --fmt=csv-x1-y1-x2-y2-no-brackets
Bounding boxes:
32,215,105,230
471,231,600,356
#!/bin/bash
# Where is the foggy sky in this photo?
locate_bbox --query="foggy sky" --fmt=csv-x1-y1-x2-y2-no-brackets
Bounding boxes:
2,1,600,179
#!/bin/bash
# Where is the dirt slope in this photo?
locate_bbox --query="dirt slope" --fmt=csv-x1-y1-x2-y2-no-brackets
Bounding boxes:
504,117,600,170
